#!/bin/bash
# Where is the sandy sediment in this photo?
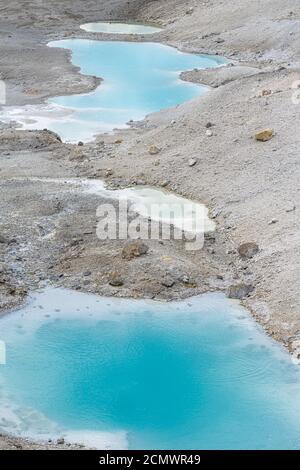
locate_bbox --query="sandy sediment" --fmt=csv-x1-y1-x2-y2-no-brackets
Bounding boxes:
0,0,300,449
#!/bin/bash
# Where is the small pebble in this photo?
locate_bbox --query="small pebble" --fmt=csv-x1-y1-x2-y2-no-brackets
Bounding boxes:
268,218,278,225
188,158,197,167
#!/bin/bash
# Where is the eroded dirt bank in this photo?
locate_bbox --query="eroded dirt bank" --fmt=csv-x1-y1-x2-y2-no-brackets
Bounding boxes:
1,0,300,450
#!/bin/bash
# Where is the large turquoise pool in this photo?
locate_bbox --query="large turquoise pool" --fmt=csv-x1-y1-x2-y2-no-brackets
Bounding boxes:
0,41,225,142
48,40,225,142
1,288,300,449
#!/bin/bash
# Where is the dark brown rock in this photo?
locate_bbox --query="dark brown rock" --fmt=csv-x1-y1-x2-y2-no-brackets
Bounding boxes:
121,240,149,260
238,242,259,259
227,284,254,299
109,271,124,286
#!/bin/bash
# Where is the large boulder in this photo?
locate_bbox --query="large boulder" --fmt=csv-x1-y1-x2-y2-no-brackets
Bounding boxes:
148,145,160,155
227,283,254,299
238,242,259,259
255,129,273,141
109,271,124,286
161,275,175,288
121,240,149,260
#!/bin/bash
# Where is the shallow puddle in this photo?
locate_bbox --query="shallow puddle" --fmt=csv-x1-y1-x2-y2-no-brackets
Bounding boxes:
1,288,300,449
83,179,216,234
80,22,162,35
4,177,215,238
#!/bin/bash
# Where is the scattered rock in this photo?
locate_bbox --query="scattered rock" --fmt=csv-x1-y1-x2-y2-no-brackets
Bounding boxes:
77,141,84,146
188,157,197,167
205,122,213,128
261,89,271,96
206,129,213,137
227,283,254,299
268,218,278,225
122,240,149,260
42,129,62,144
186,7,194,14
57,438,65,445
238,242,259,259
68,148,85,162
149,145,160,155
161,276,175,288
210,208,221,219
115,139,123,144
225,222,236,230
160,180,169,187
255,129,273,141
109,271,124,286
286,204,296,213
180,274,190,284
205,232,216,243
83,271,91,277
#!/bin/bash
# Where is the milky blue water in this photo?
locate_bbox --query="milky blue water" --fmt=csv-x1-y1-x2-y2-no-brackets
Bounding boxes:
80,22,162,35
1,288,300,449
45,40,225,141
